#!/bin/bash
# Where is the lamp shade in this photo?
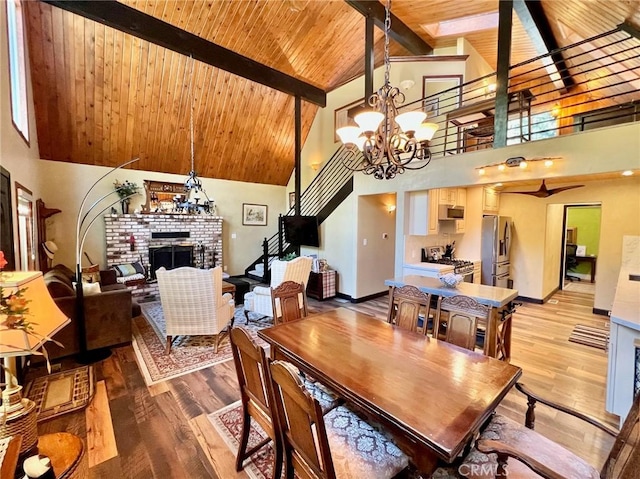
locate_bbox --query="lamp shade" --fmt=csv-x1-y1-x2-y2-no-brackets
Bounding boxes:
354,111,384,134
395,111,427,134
336,126,362,145
414,122,439,142
0,271,70,358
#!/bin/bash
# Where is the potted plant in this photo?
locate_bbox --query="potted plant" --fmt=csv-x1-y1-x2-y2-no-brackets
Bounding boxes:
114,180,139,214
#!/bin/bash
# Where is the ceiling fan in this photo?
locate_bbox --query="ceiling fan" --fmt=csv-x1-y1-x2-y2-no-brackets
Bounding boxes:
503,180,584,198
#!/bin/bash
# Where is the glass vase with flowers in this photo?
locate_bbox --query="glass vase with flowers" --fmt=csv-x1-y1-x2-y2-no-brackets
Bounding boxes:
113,180,140,214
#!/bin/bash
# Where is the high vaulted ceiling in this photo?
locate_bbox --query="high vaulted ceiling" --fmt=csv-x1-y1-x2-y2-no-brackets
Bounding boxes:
24,1,640,186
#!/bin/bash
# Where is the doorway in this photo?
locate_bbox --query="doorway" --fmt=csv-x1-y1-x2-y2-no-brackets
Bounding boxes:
561,204,601,294
15,183,36,270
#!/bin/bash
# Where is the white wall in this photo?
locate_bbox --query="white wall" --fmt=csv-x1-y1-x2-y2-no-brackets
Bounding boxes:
499,176,640,311
0,4,43,268
542,204,564,298
355,194,396,298
35,160,286,275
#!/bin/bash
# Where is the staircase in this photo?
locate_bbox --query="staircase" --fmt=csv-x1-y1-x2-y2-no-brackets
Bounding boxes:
245,145,361,283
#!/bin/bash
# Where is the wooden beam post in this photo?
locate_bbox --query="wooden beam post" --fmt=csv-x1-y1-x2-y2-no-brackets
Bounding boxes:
295,96,302,218
42,0,327,107
514,0,574,92
345,0,433,55
365,14,375,101
494,0,513,149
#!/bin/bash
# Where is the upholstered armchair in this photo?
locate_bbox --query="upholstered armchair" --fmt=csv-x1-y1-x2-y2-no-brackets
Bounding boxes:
244,256,312,322
156,266,235,353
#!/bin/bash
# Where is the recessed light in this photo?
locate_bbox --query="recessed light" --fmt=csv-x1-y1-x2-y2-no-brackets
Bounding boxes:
519,160,528,169
495,183,503,187
478,168,486,176
498,164,506,171
544,160,554,167
622,170,633,176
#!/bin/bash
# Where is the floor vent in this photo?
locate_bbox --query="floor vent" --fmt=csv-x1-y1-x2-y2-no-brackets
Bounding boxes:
548,299,559,304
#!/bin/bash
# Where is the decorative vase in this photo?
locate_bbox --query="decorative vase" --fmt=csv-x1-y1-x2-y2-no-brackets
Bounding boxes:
121,199,130,214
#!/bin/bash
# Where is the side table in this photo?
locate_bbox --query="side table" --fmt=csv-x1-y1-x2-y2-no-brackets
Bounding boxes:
306,270,337,300
34,433,87,479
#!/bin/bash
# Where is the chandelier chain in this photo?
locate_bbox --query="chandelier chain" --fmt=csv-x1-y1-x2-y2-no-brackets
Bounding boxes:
189,55,195,172
384,0,391,86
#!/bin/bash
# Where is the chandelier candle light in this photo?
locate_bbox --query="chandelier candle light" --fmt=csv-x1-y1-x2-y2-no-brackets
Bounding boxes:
337,0,439,180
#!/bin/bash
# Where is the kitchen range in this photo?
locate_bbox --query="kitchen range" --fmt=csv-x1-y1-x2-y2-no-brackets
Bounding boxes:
403,245,478,283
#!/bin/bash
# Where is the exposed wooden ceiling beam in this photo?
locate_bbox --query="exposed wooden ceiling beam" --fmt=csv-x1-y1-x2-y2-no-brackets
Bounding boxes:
345,0,433,55
514,0,575,92
42,0,327,107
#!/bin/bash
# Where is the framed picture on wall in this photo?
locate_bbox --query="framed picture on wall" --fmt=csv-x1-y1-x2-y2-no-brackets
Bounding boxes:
242,203,268,226
289,192,295,209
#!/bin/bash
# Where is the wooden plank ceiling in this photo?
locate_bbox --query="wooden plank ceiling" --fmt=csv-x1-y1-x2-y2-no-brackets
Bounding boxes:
24,0,640,186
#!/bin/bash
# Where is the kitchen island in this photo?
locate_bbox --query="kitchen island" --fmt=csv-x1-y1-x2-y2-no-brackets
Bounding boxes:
385,275,519,360
607,270,640,426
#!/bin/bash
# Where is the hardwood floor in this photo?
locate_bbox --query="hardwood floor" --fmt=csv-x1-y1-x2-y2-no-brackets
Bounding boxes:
26,289,617,478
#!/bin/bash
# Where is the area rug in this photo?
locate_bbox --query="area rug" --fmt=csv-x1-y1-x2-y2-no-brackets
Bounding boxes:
133,302,272,386
208,401,457,479
24,366,95,422
568,324,609,351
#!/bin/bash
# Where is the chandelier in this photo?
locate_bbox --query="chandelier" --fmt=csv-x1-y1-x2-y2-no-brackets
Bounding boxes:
184,55,203,193
336,0,439,180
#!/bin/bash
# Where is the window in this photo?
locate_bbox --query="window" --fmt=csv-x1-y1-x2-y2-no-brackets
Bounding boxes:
507,111,557,145
5,0,29,143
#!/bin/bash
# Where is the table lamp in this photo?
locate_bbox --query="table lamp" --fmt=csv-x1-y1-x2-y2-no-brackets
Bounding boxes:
0,271,70,454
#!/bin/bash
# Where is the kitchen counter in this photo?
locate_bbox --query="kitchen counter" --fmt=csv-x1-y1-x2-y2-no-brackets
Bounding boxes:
385,275,518,361
610,269,640,331
385,275,518,308
403,262,454,272
607,267,640,426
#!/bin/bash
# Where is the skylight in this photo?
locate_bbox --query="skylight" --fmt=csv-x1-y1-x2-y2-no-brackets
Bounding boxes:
422,12,499,38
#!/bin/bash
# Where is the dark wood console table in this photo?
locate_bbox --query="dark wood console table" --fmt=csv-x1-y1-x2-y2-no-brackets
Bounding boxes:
576,255,597,283
443,89,535,154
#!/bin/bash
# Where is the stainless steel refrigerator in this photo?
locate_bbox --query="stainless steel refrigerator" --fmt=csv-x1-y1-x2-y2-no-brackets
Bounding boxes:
481,215,513,287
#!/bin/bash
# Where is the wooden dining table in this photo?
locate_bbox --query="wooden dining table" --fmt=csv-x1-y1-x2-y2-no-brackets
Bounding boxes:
258,307,522,474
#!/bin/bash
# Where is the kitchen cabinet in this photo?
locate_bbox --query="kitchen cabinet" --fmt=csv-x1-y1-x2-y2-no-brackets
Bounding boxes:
428,192,439,235
473,261,482,284
438,188,457,205
407,188,466,236
454,189,466,233
438,187,466,207
407,190,439,236
482,187,500,214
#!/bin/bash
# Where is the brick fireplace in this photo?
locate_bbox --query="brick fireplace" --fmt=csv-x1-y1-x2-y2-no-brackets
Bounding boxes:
104,213,223,297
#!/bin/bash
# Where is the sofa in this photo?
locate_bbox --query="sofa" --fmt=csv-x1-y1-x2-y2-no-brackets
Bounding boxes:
42,264,138,359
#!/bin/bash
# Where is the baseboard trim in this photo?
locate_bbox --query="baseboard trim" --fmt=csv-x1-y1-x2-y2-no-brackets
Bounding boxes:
350,291,388,303
593,307,610,317
335,292,352,302
516,295,544,304
543,287,559,303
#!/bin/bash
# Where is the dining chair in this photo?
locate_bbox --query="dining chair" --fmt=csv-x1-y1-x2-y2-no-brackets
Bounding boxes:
460,383,639,478
269,360,409,479
230,328,340,476
386,285,433,335
270,280,308,325
435,295,492,352
230,327,283,477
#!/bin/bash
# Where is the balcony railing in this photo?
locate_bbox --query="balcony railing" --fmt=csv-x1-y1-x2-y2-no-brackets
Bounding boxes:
399,23,640,157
